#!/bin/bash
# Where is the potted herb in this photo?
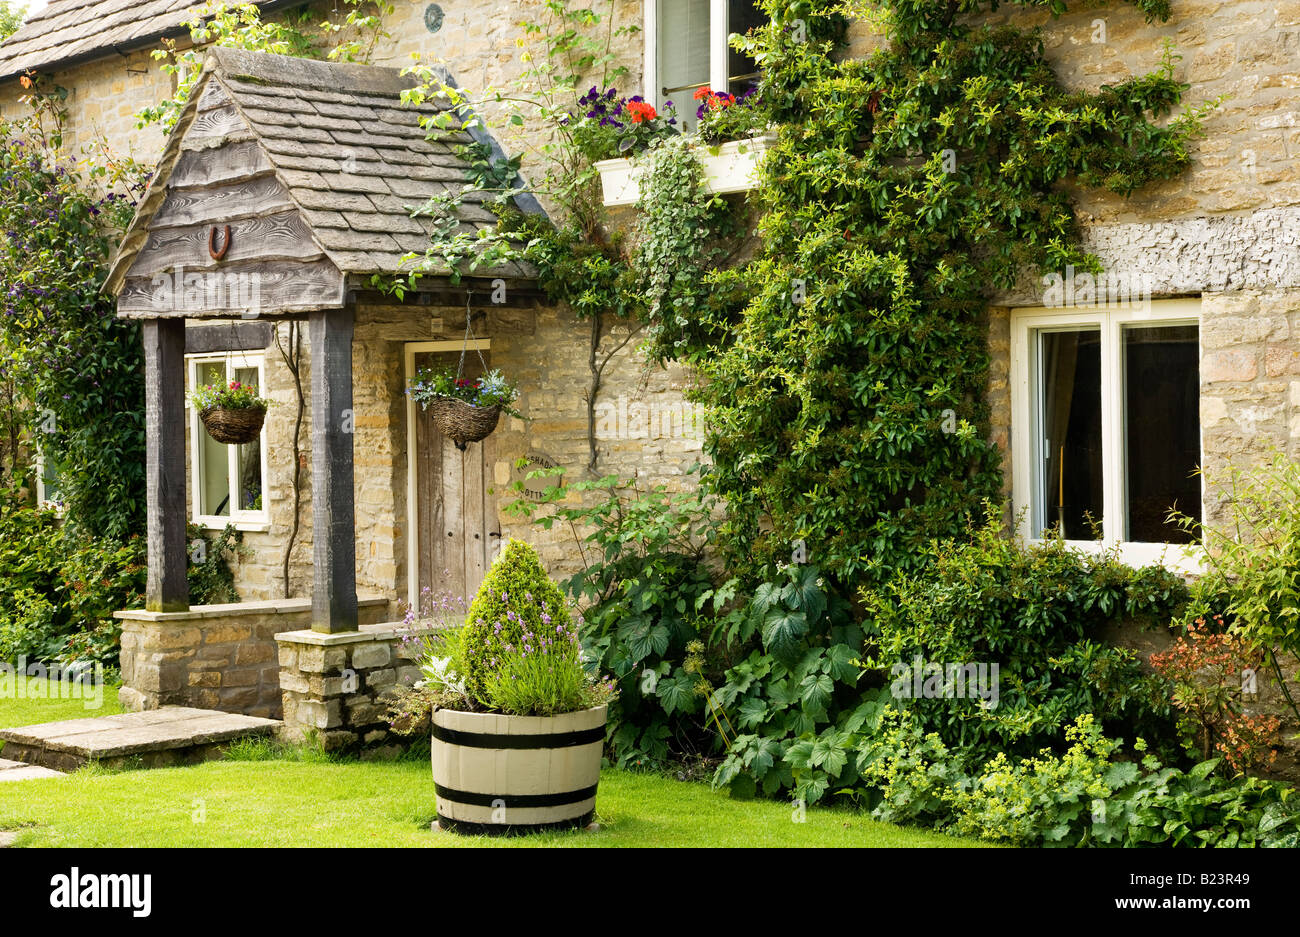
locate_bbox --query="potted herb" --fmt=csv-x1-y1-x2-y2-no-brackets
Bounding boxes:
189,379,272,444
390,539,615,835
407,366,522,451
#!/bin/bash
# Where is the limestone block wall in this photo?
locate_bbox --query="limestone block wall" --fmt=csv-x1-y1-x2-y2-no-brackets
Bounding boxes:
201,297,705,604
276,621,429,750
115,596,390,718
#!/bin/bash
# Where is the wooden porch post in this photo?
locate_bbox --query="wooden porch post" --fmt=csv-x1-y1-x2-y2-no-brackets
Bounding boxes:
143,319,189,612
309,306,358,633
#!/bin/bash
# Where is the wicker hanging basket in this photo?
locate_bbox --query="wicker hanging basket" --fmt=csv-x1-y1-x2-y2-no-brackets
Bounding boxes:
424,396,502,450
200,406,266,445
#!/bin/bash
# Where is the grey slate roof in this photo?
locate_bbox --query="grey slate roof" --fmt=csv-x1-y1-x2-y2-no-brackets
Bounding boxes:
106,46,536,291
0,0,296,82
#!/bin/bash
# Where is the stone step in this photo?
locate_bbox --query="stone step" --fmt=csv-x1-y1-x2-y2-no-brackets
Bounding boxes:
0,757,64,781
0,707,280,772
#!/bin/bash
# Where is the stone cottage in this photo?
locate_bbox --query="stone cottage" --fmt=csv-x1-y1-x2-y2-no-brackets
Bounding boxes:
1,0,1298,746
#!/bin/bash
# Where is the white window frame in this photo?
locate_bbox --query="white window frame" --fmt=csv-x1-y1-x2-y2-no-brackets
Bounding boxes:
186,350,271,531
1009,297,1204,573
643,0,737,112
34,449,64,514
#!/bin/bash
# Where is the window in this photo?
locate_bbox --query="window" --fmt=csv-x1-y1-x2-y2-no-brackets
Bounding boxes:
187,351,270,530
645,0,764,130
1010,298,1202,570
35,450,64,512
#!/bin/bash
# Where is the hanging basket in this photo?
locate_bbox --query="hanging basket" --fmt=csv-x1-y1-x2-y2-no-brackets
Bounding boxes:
200,406,266,445
424,396,502,450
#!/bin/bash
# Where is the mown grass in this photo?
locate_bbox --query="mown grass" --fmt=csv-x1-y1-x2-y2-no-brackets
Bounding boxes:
0,679,986,847
0,676,123,735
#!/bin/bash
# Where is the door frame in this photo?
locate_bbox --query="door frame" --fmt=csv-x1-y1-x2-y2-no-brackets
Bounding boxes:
404,339,491,608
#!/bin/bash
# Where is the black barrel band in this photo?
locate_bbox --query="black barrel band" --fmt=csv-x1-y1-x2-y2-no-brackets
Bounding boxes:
432,723,605,749
436,811,594,837
435,782,599,809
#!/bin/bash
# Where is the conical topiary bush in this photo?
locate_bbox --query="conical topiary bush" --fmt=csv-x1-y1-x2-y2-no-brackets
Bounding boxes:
459,538,572,705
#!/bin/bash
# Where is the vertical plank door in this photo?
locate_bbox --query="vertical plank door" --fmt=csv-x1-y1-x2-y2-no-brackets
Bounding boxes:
414,351,498,605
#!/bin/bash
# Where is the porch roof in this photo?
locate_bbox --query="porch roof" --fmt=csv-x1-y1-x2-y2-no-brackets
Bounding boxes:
0,0,299,82
105,46,537,310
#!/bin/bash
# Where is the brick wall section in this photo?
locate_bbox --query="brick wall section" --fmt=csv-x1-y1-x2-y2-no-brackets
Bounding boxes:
115,596,390,717
276,621,430,750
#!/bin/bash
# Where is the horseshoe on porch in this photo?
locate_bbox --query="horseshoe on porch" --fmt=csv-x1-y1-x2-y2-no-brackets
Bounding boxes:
208,224,232,261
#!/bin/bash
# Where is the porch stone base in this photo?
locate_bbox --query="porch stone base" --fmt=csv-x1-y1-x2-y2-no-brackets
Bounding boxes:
115,597,390,719
275,622,428,751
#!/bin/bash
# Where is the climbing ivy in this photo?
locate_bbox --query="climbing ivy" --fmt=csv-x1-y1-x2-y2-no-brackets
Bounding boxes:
669,0,1215,588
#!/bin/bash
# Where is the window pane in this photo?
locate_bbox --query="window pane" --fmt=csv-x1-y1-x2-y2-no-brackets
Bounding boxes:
658,0,710,127
233,366,264,514
726,0,764,96
1038,329,1103,540
197,362,230,517
1124,324,1200,543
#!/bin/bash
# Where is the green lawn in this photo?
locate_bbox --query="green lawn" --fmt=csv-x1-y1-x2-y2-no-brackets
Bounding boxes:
0,676,123,733
0,678,984,848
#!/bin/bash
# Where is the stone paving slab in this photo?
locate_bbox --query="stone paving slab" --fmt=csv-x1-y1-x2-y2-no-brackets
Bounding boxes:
0,765,64,781
0,707,280,765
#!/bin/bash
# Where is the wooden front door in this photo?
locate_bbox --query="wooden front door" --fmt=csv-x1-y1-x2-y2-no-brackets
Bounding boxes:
414,350,498,603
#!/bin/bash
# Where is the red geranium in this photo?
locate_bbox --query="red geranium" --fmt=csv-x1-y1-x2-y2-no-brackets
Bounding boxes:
626,100,657,123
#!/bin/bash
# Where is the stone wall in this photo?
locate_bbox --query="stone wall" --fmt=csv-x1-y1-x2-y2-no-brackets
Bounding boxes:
115,596,389,717
275,620,430,750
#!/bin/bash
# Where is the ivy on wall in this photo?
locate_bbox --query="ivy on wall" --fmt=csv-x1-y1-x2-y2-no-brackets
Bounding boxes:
667,0,1215,589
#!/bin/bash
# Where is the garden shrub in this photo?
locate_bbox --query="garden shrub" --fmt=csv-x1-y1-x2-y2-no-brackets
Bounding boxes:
0,496,145,667
460,538,572,705
1175,452,1300,725
858,507,1188,766
861,710,1300,848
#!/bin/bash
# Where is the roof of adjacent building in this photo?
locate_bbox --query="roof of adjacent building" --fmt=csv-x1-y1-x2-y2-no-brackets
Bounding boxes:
0,0,297,81
106,46,536,299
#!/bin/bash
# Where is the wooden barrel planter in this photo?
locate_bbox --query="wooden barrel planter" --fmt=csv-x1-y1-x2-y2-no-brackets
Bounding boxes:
431,704,607,835
423,396,501,451
199,406,266,444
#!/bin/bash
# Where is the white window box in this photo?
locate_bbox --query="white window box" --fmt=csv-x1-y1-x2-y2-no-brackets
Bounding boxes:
595,133,776,207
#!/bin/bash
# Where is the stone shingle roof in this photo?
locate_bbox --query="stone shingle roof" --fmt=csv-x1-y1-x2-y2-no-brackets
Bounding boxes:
106,46,535,293
0,0,297,81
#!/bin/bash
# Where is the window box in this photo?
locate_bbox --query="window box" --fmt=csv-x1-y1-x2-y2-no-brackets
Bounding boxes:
595,132,776,207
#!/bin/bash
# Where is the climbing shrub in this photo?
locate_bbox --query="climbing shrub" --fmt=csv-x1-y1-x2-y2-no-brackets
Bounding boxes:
673,0,1216,589
0,97,148,538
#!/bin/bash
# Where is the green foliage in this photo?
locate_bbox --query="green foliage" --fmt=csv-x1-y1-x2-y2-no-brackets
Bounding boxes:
0,96,148,539
634,135,739,357
460,538,573,705
863,710,1300,848
137,1,390,133
0,494,145,667
859,507,1187,765
673,0,1213,587
407,365,522,415
503,467,734,768
185,524,244,606
1178,453,1300,669
0,0,22,42
188,376,272,412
